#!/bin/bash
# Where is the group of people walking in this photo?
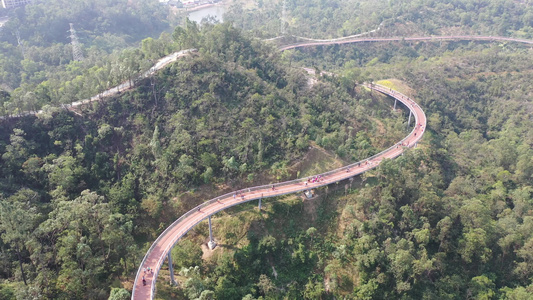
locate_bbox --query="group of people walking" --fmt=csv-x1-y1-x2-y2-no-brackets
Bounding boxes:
305,175,323,186
142,267,153,286
234,190,247,199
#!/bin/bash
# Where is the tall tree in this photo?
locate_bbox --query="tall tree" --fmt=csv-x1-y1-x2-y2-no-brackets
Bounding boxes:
0,189,41,286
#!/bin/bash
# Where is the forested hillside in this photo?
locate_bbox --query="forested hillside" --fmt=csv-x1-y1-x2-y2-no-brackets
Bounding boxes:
167,39,533,299
0,23,398,299
227,0,533,39
0,0,179,115
0,0,532,299
1,0,170,47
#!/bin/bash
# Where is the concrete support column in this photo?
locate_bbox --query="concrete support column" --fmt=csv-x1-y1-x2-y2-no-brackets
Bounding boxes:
258,198,262,210
407,110,412,128
208,216,217,250
168,252,177,285
394,98,397,110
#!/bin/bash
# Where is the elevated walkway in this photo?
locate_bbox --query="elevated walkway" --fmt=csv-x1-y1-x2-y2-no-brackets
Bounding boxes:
131,82,427,299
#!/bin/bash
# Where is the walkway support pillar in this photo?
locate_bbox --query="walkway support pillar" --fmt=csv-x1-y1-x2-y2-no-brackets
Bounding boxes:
407,110,412,128
208,216,217,250
168,252,177,285
258,198,262,210
394,98,397,110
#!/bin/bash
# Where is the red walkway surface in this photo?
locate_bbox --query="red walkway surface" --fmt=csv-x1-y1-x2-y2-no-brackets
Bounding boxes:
131,83,427,299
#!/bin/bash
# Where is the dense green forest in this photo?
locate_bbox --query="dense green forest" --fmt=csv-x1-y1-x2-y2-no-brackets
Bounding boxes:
0,0,532,299
149,41,533,299
0,0,180,115
227,0,533,39
0,22,402,299
3,0,533,115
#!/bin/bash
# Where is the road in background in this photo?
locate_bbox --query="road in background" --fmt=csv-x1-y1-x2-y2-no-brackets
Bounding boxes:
0,16,9,27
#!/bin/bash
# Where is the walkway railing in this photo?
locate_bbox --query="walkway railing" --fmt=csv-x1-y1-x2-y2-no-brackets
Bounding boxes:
131,82,427,299
2,35,531,120
278,35,533,51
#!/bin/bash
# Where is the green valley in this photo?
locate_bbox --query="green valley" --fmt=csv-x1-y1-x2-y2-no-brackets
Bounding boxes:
0,0,532,299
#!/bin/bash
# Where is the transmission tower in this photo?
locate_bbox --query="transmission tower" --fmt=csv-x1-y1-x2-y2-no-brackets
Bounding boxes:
69,23,84,61
280,0,287,36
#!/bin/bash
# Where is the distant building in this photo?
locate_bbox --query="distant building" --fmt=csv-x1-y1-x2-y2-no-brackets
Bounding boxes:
181,0,200,7
1,0,31,9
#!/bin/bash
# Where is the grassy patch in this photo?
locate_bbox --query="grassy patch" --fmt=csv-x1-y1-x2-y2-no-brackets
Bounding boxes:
296,145,345,178
376,78,415,97
376,79,396,89
155,267,185,300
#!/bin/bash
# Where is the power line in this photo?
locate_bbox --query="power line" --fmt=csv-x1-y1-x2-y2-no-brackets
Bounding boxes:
280,0,287,36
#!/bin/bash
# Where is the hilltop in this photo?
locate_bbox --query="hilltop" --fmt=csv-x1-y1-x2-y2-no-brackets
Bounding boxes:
0,23,401,299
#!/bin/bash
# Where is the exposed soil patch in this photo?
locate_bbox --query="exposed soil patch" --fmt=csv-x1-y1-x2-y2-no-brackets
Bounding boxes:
302,193,322,222
201,243,217,260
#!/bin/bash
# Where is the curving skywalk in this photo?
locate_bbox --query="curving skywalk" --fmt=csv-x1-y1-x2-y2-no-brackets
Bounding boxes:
2,35,531,121
278,35,533,51
131,82,427,299
131,33,533,299
1,32,528,299
0,49,196,120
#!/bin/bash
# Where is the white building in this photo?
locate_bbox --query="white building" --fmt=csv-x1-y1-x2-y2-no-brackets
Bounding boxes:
181,0,200,6
1,0,31,9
